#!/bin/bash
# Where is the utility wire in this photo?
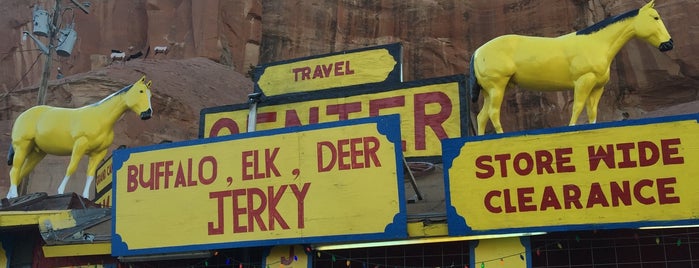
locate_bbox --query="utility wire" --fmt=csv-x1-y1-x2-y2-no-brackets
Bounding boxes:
2,53,43,100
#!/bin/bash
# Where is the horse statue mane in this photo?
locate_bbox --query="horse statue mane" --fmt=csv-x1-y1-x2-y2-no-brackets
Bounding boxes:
469,0,673,135
6,76,154,199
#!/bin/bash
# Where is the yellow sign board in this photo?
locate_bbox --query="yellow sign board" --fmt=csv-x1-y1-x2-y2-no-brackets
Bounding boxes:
94,154,114,208
254,43,402,97
264,245,310,268
200,75,467,160
443,114,699,235
112,115,406,256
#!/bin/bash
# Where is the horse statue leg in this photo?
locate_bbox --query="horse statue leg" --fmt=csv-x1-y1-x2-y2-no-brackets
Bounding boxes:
57,137,89,195
7,142,30,198
479,79,510,134
83,150,108,198
569,74,597,126
476,93,491,135
585,87,604,124
7,140,47,198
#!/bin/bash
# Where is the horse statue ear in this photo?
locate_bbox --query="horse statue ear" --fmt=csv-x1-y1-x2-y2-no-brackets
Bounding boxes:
643,0,655,9
139,75,147,83
146,80,152,88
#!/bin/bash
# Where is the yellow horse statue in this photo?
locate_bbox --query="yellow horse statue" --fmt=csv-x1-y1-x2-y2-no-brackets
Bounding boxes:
6,76,153,199
469,0,673,135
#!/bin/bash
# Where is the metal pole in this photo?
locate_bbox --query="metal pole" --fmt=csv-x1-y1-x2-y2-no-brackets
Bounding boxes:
247,92,262,132
21,1,60,197
36,0,61,106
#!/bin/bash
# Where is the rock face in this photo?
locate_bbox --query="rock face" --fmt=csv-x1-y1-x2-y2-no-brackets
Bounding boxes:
260,0,698,131
0,0,696,196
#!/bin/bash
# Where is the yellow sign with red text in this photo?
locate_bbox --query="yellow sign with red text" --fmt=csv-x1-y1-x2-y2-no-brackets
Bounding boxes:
93,155,113,208
443,115,699,235
201,76,466,159
112,116,406,256
254,44,401,96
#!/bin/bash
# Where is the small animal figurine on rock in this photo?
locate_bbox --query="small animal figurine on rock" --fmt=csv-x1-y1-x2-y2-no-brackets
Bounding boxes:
470,0,673,135
6,76,154,199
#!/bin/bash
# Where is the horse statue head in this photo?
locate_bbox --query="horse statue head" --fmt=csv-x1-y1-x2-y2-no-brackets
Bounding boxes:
634,0,673,52
469,0,674,135
6,76,154,199
124,75,153,120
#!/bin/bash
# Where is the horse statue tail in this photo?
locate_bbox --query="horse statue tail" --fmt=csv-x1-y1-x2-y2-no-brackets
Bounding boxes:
7,144,14,166
469,53,482,103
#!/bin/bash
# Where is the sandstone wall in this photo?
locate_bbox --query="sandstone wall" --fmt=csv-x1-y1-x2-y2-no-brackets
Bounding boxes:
0,0,696,199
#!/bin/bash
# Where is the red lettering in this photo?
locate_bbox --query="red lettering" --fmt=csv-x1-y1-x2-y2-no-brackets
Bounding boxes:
540,186,561,211
413,92,451,150
284,107,320,127
127,165,138,192
242,151,254,180
513,152,533,176
586,182,610,208
265,148,281,177
494,154,511,178
344,61,355,74
638,141,660,166
661,138,684,165
657,177,680,204
555,148,576,173
633,179,655,205
247,188,268,232
174,160,187,187
312,65,324,79
209,118,240,137
363,137,381,168
616,142,637,168
517,187,536,212
232,189,247,233
208,190,231,235
326,102,361,120
475,155,494,179
317,141,336,172
484,191,502,213
185,158,196,187
333,61,344,76
337,139,351,170
535,150,554,175
350,138,364,169
290,183,311,228
292,67,311,81
321,63,332,77
317,137,381,172
369,96,405,116
503,189,516,213
588,144,615,171
609,181,631,206
268,185,290,230
199,156,217,184
256,112,277,125
208,183,310,236
563,184,582,209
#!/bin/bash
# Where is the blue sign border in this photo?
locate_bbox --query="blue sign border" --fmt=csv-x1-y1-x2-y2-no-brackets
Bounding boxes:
112,115,407,256
443,113,699,236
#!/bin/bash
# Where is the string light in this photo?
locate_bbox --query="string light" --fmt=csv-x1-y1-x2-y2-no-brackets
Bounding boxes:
184,230,699,268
